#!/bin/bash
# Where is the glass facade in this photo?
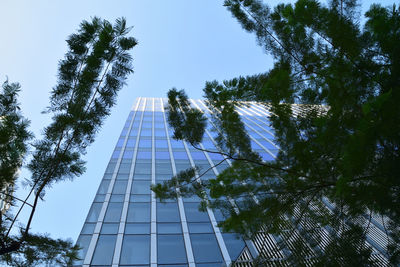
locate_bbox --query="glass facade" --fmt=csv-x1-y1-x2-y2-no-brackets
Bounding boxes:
75,97,389,266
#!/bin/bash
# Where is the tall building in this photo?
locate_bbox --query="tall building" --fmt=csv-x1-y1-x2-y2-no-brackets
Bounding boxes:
74,97,390,266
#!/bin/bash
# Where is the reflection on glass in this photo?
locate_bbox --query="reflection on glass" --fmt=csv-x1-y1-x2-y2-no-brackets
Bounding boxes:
91,235,117,265
157,235,187,264
120,235,150,265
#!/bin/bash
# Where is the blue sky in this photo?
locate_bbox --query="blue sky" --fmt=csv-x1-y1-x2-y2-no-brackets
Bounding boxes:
0,0,394,243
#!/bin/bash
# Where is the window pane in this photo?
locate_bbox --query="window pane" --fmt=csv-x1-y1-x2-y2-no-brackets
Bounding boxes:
86,203,103,222
190,234,223,263
81,223,96,234
155,139,168,148
130,194,151,202
134,163,151,175
94,194,106,202
131,181,151,194
137,151,152,159
125,223,150,234
91,235,117,265
104,203,123,222
157,235,187,264
139,139,152,148
184,203,210,222
222,233,246,261
120,235,150,265
188,223,214,233
127,203,150,222
74,235,91,265
157,223,182,234
110,194,125,202
156,151,170,159
118,163,132,174
173,151,188,160
189,151,207,160
116,173,129,180
155,163,172,174
157,203,180,222
101,223,119,234
97,180,110,194
112,180,128,194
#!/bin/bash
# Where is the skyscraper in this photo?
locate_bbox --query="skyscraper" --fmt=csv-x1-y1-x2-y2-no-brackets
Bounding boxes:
74,97,390,266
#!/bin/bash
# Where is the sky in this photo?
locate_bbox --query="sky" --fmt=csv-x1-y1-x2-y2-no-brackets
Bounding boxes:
0,0,395,243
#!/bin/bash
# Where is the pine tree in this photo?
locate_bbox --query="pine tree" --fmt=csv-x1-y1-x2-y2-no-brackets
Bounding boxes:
0,17,137,265
152,0,400,265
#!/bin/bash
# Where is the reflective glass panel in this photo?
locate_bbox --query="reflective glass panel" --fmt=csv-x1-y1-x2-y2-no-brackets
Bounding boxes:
157,235,187,264
125,223,150,234
120,235,150,265
157,202,180,222
91,235,117,265
104,202,123,222
86,203,102,222
184,203,210,222
190,234,223,263
157,223,182,234
126,203,150,222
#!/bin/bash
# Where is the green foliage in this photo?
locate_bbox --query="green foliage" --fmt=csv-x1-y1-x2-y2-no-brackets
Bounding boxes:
0,80,32,191
0,16,136,265
154,0,400,265
1,232,80,267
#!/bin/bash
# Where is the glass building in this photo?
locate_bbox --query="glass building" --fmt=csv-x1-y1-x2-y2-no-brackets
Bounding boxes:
75,97,390,266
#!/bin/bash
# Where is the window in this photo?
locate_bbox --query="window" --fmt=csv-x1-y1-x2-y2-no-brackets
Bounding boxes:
104,203,123,222
120,235,150,265
105,162,116,173
222,233,246,261
112,180,127,194
122,150,134,159
133,174,150,180
130,195,151,202
131,180,151,194
110,194,125,202
126,138,136,148
157,235,187,264
139,139,152,148
134,163,151,175
156,151,170,159
126,203,150,222
137,151,152,159
175,163,192,173
101,223,119,234
190,234,223,263
184,203,210,222
188,222,214,233
157,223,182,234
170,139,184,148
157,202,180,222
81,223,96,234
173,151,189,160
155,129,166,137
118,163,131,174
86,203,103,222
208,152,225,162
94,194,106,202
116,138,125,148
129,127,139,137
189,151,207,160
91,235,117,265
155,163,172,174
75,235,91,265
140,129,152,136
116,173,129,180
155,139,168,148
125,223,150,234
